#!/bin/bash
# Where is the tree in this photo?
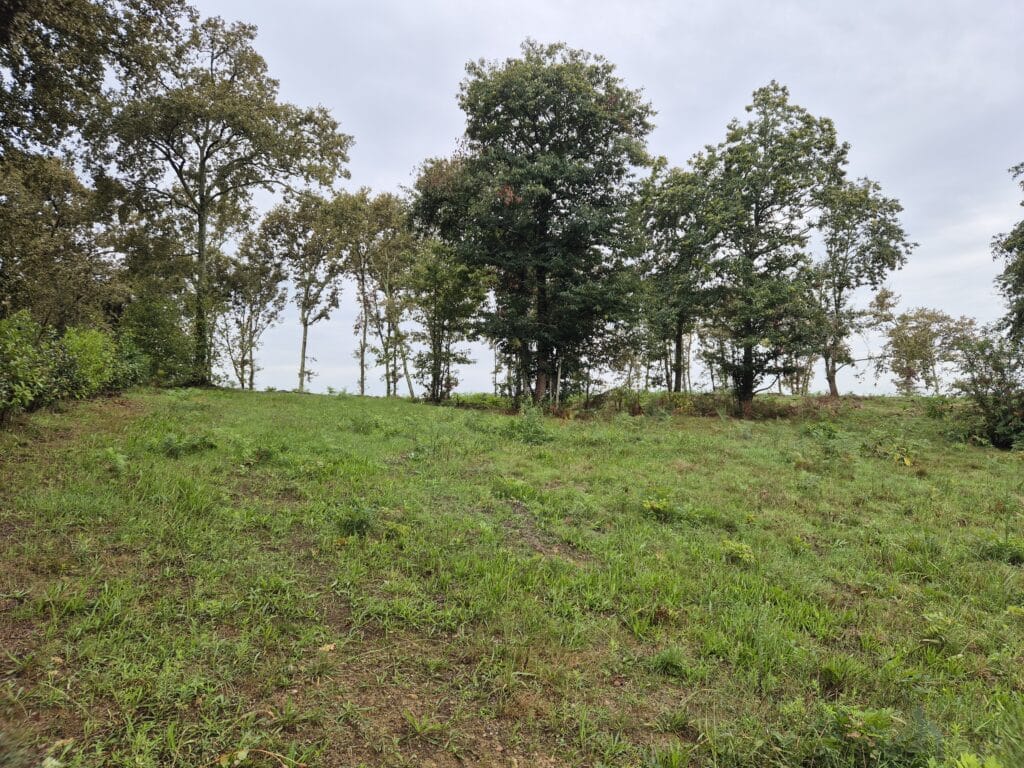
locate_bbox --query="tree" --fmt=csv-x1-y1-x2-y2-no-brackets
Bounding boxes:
637,163,713,392
358,194,417,398
1,0,186,153
415,40,653,405
259,192,346,392
105,16,351,385
814,178,914,396
994,162,1024,340
407,240,488,402
694,82,847,416
0,152,118,328
215,232,287,390
875,306,974,395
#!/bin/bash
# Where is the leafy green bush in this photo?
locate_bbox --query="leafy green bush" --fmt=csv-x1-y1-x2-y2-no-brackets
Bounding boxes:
0,311,51,421
118,293,193,385
1,313,147,424
62,326,117,397
952,331,1024,450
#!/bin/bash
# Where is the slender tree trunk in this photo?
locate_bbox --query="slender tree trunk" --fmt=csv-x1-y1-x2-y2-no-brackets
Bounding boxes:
554,357,562,409
359,313,368,396
738,343,755,418
193,206,210,385
672,319,684,393
298,320,309,392
400,337,415,398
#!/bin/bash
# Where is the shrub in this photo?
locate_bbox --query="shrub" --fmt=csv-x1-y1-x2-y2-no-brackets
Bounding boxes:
62,326,117,397
501,406,551,444
952,331,1024,450
807,704,942,767
1,313,147,424
0,311,51,421
864,428,923,466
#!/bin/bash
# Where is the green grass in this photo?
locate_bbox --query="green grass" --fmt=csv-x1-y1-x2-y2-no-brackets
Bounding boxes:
1,389,1023,767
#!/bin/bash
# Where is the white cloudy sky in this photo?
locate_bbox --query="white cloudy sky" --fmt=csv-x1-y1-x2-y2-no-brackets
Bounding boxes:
195,0,1024,395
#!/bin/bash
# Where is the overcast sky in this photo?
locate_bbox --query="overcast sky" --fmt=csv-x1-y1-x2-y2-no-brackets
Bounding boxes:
195,0,1023,395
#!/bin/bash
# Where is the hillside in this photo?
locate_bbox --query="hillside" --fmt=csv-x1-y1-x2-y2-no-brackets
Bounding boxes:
1,390,1022,767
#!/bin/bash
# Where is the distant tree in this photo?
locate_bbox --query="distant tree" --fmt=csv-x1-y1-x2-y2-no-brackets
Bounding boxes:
814,178,914,396
415,41,653,405
105,16,351,385
694,82,848,416
875,306,974,394
215,232,287,390
259,193,347,391
407,241,488,402
637,163,713,392
994,163,1024,340
360,194,418,398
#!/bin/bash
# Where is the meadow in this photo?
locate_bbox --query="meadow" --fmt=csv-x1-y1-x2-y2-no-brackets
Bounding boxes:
1,389,1022,767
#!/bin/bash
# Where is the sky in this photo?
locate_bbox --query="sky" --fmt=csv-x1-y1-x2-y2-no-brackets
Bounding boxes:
194,0,1024,395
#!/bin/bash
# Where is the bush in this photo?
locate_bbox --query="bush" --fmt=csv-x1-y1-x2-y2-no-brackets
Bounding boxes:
1,312,145,424
62,326,117,397
0,311,50,421
953,331,1024,449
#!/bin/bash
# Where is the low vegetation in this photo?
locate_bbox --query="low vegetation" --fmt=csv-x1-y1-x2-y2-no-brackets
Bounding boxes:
2,389,1023,767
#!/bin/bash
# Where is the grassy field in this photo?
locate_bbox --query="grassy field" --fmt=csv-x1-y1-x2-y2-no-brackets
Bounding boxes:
1,389,1023,767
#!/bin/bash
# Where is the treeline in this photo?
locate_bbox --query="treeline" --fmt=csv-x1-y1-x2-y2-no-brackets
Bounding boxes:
2,4,1023,445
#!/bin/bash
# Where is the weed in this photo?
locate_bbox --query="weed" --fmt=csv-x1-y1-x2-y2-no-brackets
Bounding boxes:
151,431,216,458
721,538,756,567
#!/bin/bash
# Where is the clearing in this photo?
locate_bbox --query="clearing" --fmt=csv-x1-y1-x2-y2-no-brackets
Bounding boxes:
1,389,1022,767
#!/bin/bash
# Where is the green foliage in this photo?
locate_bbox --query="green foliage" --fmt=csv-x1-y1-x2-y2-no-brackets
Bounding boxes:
808,704,942,767
720,538,756,567
108,15,352,384
864,427,923,465
0,311,52,420
414,40,654,403
641,496,679,523
331,505,374,538
692,81,848,414
62,326,117,397
119,293,193,385
1,312,143,422
500,407,552,444
152,432,217,458
994,163,1024,341
951,329,1024,450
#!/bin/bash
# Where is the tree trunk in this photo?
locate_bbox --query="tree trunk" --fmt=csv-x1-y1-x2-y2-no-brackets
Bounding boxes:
534,370,548,404
825,360,840,397
672,320,684,392
192,206,211,385
298,320,309,392
737,343,755,418
359,312,368,396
